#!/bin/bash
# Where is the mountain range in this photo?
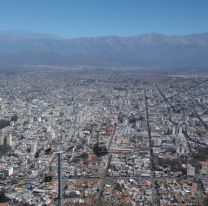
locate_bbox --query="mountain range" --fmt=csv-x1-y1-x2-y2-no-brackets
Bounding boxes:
0,31,208,70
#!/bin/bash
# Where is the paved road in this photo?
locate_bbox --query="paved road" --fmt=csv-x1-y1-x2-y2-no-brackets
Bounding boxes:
95,124,116,206
144,88,160,206
155,84,177,126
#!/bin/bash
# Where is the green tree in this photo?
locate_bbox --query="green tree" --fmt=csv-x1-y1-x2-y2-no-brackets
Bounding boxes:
0,119,10,129
11,114,18,122
201,196,208,206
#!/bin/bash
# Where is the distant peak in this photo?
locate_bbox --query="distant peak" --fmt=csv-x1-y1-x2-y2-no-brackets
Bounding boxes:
0,30,62,39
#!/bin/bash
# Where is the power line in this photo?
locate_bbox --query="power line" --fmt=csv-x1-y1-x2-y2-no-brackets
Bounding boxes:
5,77,208,205
139,78,208,113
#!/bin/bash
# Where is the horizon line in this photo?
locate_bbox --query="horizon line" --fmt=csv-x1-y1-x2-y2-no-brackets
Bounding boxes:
0,29,208,39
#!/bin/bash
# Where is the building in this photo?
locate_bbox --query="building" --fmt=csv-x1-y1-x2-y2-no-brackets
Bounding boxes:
31,141,37,154
3,167,13,177
0,134,4,146
187,164,195,177
5,134,14,147
199,161,208,175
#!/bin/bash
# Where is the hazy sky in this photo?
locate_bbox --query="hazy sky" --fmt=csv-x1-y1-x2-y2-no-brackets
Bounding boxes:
0,0,207,38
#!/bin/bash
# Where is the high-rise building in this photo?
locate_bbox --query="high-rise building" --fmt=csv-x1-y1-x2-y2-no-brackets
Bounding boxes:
0,134,4,146
172,126,176,136
187,164,195,177
178,126,183,136
31,141,37,154
6,134,14,147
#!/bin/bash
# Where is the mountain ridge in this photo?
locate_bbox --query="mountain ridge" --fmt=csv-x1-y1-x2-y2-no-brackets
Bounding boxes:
0,31,208,69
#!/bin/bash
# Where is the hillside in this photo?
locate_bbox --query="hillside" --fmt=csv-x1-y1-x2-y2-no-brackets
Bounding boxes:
0,31,208,69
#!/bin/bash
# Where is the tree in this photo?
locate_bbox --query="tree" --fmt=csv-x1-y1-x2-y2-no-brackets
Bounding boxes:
0,119,10,129
0,190,9,202
11,114,18,122
193,147,208,161
114,183,123,192
202,196,208,206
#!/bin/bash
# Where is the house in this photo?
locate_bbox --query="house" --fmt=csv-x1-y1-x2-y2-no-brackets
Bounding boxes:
187,164,195,177
199,161,208,175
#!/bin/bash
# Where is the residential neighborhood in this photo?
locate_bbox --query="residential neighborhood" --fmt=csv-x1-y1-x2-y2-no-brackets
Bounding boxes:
0,68,208,205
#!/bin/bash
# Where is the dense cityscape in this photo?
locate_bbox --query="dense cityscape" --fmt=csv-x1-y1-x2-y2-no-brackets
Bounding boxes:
0,67,208,205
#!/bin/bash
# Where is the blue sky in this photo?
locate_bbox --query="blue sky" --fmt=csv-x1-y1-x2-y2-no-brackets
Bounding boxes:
0,0,207,38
